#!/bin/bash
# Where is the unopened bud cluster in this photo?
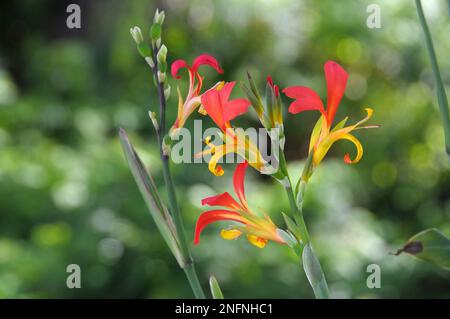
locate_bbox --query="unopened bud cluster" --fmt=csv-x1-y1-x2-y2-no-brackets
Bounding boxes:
129,8,170,101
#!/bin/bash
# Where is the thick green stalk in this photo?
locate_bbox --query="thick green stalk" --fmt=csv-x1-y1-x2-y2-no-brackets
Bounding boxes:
279,152,329,299
151,48,206,299
415,0,450,157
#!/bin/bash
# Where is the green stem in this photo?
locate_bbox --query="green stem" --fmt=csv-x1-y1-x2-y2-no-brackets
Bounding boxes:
152,48,206,299
279,152,329,299
415,0,450,158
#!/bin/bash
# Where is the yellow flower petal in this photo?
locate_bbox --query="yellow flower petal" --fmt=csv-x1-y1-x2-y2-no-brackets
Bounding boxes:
312,108,373,166
340,133,363,164
220,229,243,240
309,116,324,152
246,235,267,248
208,144,235,176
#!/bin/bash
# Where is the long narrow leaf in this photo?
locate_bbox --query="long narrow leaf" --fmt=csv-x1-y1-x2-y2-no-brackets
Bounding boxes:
209,275,224,299
119,128,185,267
415,0,450,157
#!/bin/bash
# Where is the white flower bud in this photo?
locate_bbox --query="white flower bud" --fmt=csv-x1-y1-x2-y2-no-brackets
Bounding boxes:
157,45,167,64
148,111,159,131
154,9,165,24
164,85,171,100
158,71,166,83
145,57,155,68
130,26,143,44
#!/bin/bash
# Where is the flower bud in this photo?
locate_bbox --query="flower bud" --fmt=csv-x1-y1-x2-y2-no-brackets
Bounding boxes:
164,85,171,100
157,45,167,64
154,9,165,25
145,57,155,68
162,135,172,156
158,71,166,83
148,111,159,131
130,26,143,44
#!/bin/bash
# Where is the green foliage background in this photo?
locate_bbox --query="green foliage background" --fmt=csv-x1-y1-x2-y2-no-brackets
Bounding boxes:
0,0,449,298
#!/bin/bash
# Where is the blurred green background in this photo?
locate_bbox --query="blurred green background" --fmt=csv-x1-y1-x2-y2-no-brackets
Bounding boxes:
1,0,449,298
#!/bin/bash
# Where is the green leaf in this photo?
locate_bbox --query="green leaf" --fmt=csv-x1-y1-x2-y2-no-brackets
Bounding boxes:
264,81,275,126
150,23,162,40
119,128,185,267
394,228,450,270
302,243,329,299
415,0,450,157
282,212,302,243
276,229,298,248
209,275,224,299
137,43,151,58
331,116,348,132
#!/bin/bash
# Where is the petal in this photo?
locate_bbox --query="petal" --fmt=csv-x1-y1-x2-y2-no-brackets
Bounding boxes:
332,108,374,135
201,81,248,131
201,192,244,210
223,98,251,122
246,235,267,248
201,85,226,130
233,161,249,210
313,131,364,166
309,116,324,153
171,59,190,79
192,54,224,74
217,81,235,104
207,143,236,176
194,210,248,245
283,86,326,116
340,134,363,164
324,61,348,125
220,228,243,240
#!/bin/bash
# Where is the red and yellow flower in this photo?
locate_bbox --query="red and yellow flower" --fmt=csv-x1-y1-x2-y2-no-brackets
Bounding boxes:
197,81,272,176
169,54,223,136
283,61,377,169
194,161,287,248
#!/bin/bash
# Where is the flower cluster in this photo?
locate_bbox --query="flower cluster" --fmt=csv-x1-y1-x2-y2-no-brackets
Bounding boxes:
169,55,377,248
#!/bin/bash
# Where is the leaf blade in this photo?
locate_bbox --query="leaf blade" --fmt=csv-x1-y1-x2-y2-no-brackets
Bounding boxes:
119,128,185,267
395,228,450,270
209,275,224,299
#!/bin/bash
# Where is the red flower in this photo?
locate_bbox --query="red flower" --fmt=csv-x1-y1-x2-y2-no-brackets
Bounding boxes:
169,54,223,135
283,61,376,168
200,81,251,132
283,61,348,126
197,82,272,176
194,162,286,248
